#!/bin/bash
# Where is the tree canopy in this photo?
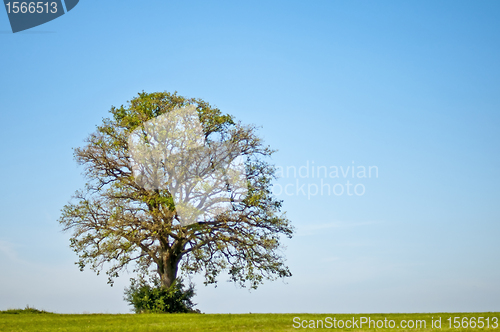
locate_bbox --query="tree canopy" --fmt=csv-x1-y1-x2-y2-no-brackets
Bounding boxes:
59,91,293,291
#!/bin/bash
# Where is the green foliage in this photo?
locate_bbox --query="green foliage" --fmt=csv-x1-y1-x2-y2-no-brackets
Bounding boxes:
124,277,198,314
0,305,53,314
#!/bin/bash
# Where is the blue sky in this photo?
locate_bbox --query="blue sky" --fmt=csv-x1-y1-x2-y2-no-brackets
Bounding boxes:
0,0,499,313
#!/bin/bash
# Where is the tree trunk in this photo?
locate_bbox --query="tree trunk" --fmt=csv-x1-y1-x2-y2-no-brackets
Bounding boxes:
158,253,179,289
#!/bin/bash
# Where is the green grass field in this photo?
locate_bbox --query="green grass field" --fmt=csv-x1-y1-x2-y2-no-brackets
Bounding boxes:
1,309,498,331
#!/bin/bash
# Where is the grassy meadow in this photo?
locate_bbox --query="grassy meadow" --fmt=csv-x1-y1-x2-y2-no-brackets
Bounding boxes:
0,309,499,331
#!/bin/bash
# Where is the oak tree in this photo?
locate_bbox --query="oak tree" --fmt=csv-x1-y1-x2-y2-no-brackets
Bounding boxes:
59,91,293,291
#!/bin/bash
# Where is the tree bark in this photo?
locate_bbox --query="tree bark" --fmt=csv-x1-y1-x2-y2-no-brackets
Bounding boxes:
158,252,179,288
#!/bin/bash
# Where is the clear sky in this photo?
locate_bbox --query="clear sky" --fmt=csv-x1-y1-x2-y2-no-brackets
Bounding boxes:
1,0,499,314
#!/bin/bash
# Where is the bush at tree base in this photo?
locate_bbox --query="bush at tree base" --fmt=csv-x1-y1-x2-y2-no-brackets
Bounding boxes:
124,277,199,313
